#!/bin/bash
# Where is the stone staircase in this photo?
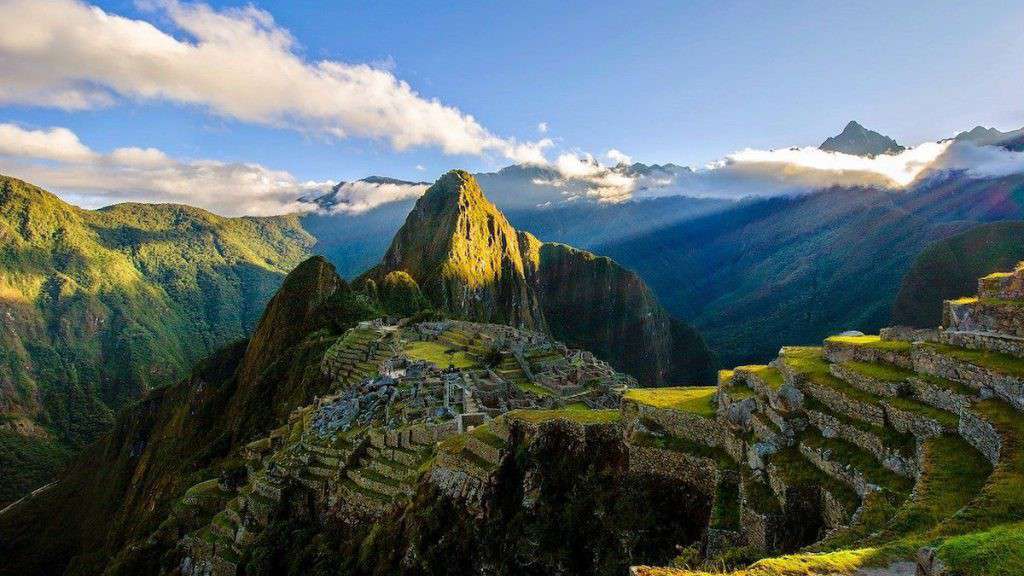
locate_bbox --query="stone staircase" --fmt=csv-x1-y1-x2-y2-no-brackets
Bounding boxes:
631,263,1024,575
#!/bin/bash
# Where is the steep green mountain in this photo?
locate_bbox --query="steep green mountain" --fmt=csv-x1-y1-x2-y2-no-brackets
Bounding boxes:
893,221,1024,328
0,174,315,504
0,256,382,576
819,120,905,156
364,170,715,385
600,173,1024,366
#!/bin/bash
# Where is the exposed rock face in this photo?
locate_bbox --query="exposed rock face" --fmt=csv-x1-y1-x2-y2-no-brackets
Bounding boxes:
367,170,546,330
819,120,905,156
367,170,714,386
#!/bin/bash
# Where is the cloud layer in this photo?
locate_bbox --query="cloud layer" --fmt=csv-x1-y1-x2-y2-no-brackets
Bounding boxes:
0,0,547,163
536,140,1024,204
0,123,331,216
317,180,430,214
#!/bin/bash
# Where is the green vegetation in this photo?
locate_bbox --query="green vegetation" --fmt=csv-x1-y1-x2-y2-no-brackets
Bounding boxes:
926,343,1024,379
894,220,1024,328
404,340,477,369
0,431,71,506
737,365,784,390
939,522,1024,576
842,360,913,382
624,387,718,417
515,381,554,397
824,335,911,353
507,408,622,425
0,174,315,501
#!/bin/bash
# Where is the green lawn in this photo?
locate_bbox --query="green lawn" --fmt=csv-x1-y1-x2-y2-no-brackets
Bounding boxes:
926,343,1024,379
508,408,621,425
624,386,718,417
825,335,912,353
404,340,477,369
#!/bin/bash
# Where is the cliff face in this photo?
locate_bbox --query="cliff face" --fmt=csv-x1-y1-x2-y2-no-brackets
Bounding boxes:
535,242,714,386
367,170,714,386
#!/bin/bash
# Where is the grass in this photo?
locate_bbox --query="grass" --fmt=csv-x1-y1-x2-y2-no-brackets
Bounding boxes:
507,408,622,425
624,386,718,418
926,343,1024,379
470,426,505,449
768,444,860,512
404,340,478,369
801,433,913,496
803,396,917,456
725,385,758,401
825,335,911,353
939,521,1024,576
842,360,913,382
631,426,737,470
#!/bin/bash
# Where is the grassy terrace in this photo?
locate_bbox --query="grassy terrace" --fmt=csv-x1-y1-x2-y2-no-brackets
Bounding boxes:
842,360,913,382
725,384,758,401
508,408,621,425
768,444,860,512
470,426,505,449
404,340,478,369
737,364,785,390
925,342,1024,379
801,432,913,496
786,347,960,429
624,386,718,418
631,426,737,470
824,335,912,353
803,396,917,456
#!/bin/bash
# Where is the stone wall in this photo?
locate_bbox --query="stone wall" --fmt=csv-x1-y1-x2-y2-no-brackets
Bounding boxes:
823,341,913,370
799,443,870,497
912,344,1024,411
806,409,919,478
829,363,903,397
909,376,974,416
626,445,719,495
801,381,886,427
626,402,745,463
945,299,1024,338
958,410,1002,466
880,402,946,439
879,326,940,343
941,329,1024,359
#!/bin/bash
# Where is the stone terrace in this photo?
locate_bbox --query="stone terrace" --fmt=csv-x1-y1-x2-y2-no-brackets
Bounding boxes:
630,263,1024,576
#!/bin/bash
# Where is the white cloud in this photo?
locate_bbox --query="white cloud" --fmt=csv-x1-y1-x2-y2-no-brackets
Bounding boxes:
0,124,98,163
0,123,331,216
605,148,632,165
0,0,548,162
320,180,430,214
415,164,425,171
930,141,1024,179
537,122,548,133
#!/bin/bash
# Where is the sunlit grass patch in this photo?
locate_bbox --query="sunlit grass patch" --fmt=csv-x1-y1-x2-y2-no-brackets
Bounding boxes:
624,386,718,417
404,340,477,369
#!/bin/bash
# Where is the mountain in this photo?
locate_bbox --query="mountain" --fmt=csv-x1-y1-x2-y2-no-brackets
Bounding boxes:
0,174,315,505
7,241,1024,576
0,256,382,576
364,170,715,386
953,125,1024,151
893,220,1024,328
819,120,905,156
599,172,1024,366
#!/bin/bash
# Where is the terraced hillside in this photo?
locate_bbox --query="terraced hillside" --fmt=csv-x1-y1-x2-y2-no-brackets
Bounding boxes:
631,262,1024,576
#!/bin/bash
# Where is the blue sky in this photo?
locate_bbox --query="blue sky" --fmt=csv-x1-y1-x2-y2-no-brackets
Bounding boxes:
1,0,1023,213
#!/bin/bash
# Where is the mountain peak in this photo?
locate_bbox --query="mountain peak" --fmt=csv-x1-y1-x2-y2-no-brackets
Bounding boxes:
820,120,904,156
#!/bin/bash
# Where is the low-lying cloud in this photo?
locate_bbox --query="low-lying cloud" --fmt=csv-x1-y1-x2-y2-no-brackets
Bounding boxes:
0,123,331,216
319,180,430,214
0,0,548,163
535,140,1024,204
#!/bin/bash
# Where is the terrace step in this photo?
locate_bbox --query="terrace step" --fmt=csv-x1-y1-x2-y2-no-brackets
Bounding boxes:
799,430,914,499
823,336,913,371
911,342,1024,412
945,297,1024,340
